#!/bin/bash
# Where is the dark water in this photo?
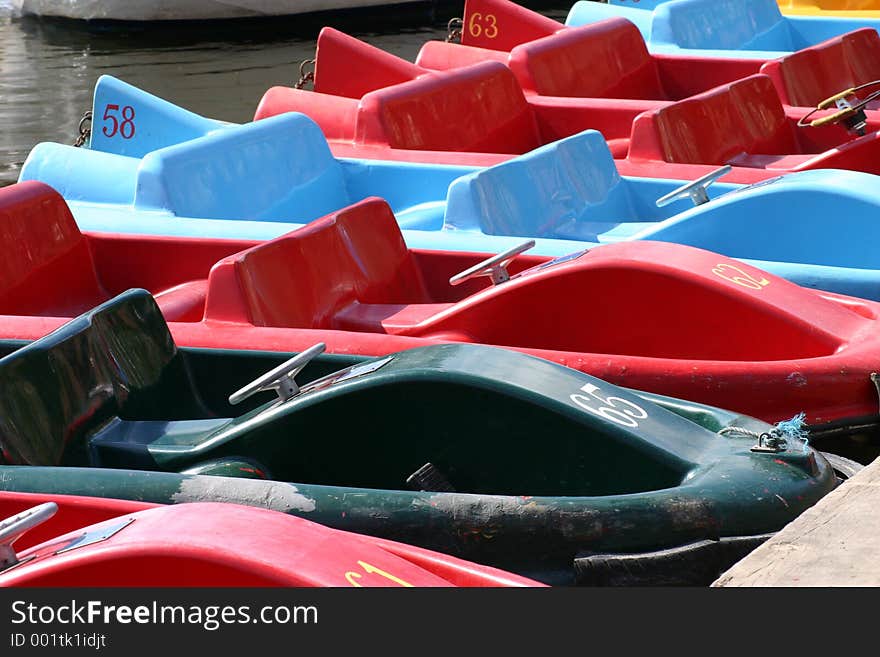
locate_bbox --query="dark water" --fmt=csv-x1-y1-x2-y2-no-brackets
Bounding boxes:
0,0,571,185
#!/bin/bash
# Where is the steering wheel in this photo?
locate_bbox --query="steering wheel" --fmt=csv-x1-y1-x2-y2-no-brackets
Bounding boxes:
0,502,58,569
655,165,732,208
229,342,326,405
798,80,880,135
449,240,535,287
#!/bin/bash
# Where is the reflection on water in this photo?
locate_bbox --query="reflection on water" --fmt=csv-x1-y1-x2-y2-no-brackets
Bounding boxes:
0,1,570,185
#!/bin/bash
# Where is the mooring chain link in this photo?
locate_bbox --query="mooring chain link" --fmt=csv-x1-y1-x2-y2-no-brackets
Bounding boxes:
73,110,92,148
294,59,316,90
446,18,463,44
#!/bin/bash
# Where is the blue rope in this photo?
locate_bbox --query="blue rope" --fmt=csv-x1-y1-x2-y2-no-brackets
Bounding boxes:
773,412,809,452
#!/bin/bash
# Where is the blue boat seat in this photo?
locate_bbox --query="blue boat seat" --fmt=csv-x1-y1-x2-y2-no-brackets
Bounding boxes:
655,0,798,52
443,130,637,240
567,0,879,57
134,113,351,222
0,290,210,467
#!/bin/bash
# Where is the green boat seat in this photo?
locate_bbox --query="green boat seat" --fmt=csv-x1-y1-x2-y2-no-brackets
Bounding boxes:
0,289,210,466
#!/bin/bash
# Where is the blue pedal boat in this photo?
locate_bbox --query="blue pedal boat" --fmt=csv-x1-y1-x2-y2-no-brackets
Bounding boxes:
567,0,880,58
20,75,880,300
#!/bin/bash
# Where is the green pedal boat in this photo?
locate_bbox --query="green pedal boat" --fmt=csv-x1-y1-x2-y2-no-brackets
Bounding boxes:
0,290,838,585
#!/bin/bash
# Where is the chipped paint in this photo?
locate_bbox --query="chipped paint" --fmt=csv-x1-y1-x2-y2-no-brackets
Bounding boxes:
171,475,316,512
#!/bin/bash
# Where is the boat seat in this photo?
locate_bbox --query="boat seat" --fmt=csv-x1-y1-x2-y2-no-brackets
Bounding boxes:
0,289,210,467
134,112,350,223
231,198,435,330
258,61,545,155
655,0,799,51
628,75,800,165
761,28,880,107
0,181,212,321
507,20,667,99
0,181,107,316
358,62,544,154
443,130,635,239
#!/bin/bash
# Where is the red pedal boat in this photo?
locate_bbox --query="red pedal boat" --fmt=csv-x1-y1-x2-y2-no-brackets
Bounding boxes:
254,24,880,183
449,0,880,121
417,1,762,106
256,27,646,164
0,492,540,586
3,181,880,428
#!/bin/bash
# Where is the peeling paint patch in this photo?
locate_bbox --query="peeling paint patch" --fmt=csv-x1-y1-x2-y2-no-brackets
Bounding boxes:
172,476,316,512
785,372,807,387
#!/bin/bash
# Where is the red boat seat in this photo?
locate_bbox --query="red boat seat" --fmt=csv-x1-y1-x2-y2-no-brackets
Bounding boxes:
0,182,208,322
628,75,800,165
0,181,106,316
507,21,667,99
257,62,544,155
231,198,435,330
761,28,880,107
358,62,543,154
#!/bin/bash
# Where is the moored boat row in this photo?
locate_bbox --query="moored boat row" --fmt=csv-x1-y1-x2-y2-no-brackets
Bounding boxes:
4,0,880,587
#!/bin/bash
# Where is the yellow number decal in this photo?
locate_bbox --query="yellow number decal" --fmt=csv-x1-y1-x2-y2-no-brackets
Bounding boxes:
344,560,414,587
468,12,483,38
484,14,498,39
712,263,770,290
467,13,498,39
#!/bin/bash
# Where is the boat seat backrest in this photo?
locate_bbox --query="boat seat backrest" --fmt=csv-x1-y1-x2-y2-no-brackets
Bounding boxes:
444,130,630,236
0,290,185,466
509,20,666,99
356,62,543,154
761,29,880,107
235,198,430,329
637,75,797,164
654,0,795,51
0,182,106,316
134,113,349,222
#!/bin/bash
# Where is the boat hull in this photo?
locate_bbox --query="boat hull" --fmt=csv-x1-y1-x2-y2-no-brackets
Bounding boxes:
0,494,539,586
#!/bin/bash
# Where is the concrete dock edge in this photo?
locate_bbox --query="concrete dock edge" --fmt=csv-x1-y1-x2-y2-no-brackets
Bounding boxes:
713,455,880,586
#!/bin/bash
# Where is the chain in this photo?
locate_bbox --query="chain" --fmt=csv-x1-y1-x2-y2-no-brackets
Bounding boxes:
446,18,463,43
294,59,316,90
73,110,92,148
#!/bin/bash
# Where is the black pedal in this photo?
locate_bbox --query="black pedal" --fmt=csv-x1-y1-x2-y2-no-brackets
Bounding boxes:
406,462,455,492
